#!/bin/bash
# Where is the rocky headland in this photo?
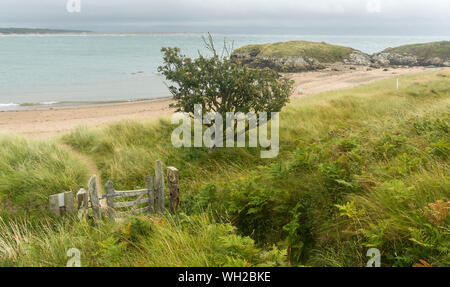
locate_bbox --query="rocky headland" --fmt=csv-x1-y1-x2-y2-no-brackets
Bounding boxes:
231,40,450,72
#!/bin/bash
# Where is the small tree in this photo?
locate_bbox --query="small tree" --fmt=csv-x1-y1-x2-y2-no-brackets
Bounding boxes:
158,35,293,149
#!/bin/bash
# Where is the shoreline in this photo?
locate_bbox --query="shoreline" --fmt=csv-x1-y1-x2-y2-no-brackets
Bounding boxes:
0,97,176,137
0,32,213,37
0,97,173,112
1,66,447,138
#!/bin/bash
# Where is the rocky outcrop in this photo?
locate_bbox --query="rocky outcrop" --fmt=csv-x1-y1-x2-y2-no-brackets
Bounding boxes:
232,50,374,72
343,51,372,66
231,41,369,72
232,40,450,72
370,41,450,67
370,52,449,67
231,53,326,72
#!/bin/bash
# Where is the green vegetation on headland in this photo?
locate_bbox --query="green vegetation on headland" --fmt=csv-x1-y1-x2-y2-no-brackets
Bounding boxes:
233,41,356,63
233,40,450,72
0,71,449,267
373,41,450,67
383,41,450,60
232,41,365,72
0,28,89,35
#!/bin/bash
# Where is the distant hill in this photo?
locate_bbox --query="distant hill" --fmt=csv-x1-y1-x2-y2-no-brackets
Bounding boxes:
372,41,450,67
383,41,450,59
233,41,356,62
0,28,89,35
231,41,371,72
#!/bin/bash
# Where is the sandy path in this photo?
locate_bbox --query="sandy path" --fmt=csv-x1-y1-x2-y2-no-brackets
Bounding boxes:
1,66,447,138
60,143,108,207
290,66,446,96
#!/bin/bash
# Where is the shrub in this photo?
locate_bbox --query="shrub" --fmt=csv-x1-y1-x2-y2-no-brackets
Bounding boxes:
158,35,293,150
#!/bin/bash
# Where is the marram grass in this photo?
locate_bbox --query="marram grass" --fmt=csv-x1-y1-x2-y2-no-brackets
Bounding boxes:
0,70,448,266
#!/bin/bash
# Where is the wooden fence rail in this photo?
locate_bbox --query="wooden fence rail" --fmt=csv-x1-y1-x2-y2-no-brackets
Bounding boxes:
50,160,179,222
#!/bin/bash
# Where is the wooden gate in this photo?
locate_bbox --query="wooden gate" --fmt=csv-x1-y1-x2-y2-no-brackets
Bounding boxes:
102,160,179,221
50,160,179,221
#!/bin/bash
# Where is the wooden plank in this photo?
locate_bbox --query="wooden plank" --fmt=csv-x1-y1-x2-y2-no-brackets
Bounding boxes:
114,197,150,208
49,194,60,216
49,191,75,216
105,181,116,221
116,189,148,193
146,175,155,215
114,189,148,197
77,188,88,209
167,167,180,214
76,188,88,220
63,191,75,215
155,160,165,214
130,192,145,212
88,175,101,220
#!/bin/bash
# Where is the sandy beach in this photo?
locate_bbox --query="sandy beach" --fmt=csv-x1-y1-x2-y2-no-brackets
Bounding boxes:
1,66,447,138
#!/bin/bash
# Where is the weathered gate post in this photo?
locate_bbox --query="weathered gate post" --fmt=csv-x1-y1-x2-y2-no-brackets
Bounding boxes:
88,175,101,221
49,191,75,216
155,160,165,214
167,167,179,214
76,188,89,220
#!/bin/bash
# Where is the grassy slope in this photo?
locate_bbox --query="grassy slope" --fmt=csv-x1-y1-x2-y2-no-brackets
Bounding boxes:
233,41,356,63
0,214,285,267
383,41,450,59
0,71,448,266
0,136,89,221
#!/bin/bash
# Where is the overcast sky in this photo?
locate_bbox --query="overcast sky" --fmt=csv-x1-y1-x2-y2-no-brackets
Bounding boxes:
0,0,449,35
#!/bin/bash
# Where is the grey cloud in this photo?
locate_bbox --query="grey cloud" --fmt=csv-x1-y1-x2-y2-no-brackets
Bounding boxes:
0,0,448,35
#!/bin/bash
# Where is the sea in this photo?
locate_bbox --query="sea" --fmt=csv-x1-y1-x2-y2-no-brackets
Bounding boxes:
0,33,448,110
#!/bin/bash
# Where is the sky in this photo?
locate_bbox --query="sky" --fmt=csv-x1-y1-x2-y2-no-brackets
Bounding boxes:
0,0,449,35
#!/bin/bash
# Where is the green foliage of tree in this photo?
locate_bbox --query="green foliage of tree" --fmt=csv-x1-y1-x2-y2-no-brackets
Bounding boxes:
158,35,293,120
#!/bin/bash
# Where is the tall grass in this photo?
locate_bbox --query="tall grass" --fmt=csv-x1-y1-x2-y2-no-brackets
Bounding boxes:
0,214,285,267
0,70,448,266
61,119,267,193
0,135,89,221
60,71,449,266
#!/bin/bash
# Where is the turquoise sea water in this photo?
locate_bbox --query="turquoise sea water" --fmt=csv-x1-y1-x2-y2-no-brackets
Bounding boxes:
0,33,448,110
